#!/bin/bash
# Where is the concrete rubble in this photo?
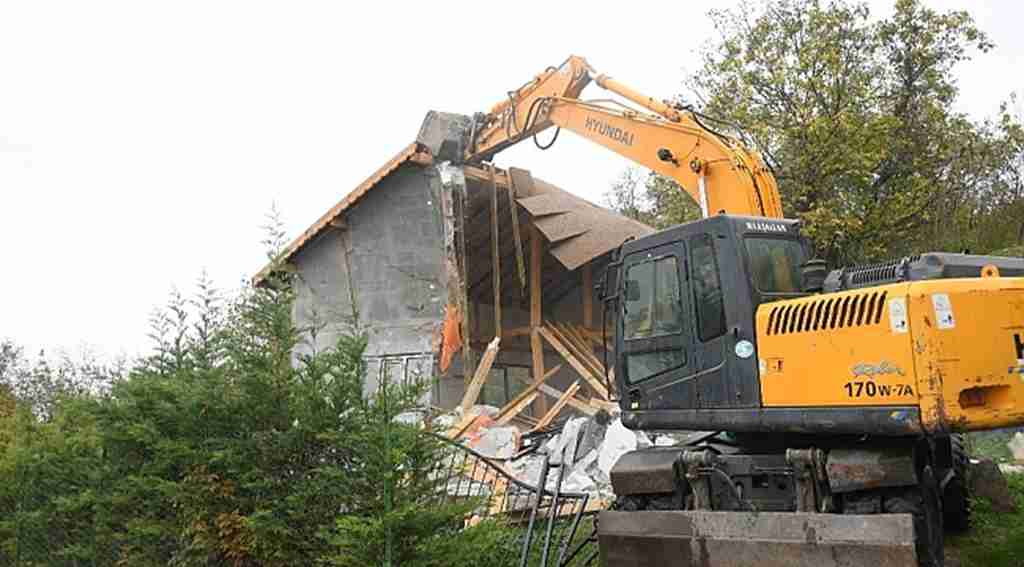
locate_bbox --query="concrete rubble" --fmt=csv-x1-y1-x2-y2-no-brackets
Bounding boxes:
1009,431,1024,462
441,404,680,500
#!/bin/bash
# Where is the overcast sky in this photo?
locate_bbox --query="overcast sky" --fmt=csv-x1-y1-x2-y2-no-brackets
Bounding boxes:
1,1,1021,359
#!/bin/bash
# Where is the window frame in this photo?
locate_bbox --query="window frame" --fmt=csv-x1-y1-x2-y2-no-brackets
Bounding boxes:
622,253,685,341
742,235,807,295
689,233,727,342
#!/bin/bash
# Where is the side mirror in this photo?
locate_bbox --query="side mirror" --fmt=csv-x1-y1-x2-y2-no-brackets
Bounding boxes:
625,279,641,301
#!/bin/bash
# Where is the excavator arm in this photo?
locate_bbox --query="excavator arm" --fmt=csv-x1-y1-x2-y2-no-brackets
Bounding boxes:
464,55,783,219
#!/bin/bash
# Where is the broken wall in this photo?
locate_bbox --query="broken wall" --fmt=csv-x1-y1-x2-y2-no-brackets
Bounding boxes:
433,167,619,419
280,154,638,418
291,162,448,397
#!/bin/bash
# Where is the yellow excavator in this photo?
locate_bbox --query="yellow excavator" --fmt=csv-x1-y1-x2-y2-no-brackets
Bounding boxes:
417,55,1024,567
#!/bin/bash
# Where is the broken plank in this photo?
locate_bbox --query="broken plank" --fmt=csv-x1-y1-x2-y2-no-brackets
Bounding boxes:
537,326,609,400
494,365,561,425
495,392,538,426
532,381,581,431
508,371,599,417
559,322,604,368
537,383,598,416
548,322,604,379
459,336,501,414
589,399,618,413
559,323,614,396
446,411,480,439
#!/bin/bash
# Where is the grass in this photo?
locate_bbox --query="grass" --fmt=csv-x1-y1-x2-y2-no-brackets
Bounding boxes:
948,472,1024,567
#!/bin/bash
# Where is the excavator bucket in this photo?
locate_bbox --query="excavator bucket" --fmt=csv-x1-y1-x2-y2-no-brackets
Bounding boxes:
415,111,473,163
598,510,917,567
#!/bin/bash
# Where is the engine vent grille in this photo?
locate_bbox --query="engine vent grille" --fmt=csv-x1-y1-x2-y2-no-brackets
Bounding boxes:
767,291,888,336
848,255,921,287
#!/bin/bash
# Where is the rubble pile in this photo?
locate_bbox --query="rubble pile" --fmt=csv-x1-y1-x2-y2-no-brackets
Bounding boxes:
443,404,684,500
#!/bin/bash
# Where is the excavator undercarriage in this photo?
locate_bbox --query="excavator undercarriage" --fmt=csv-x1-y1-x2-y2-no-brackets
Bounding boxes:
601,438,947,566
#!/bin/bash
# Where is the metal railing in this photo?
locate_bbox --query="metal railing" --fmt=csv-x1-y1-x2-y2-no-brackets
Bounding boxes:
427,433,600,567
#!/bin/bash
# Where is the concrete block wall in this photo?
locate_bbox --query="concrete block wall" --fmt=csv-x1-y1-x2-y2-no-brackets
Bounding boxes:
291,163,448,397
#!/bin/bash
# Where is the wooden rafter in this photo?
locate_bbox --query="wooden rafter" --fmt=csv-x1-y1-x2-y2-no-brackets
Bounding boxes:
493,365,560,426
507,169,527,295
537,326,609,400
532,381,580,432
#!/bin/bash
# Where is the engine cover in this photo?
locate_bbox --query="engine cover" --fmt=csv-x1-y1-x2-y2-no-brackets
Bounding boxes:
824,252,1024,292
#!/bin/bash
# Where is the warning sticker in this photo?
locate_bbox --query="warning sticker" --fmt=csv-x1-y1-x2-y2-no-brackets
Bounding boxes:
889,297,908,334
932,293,955,330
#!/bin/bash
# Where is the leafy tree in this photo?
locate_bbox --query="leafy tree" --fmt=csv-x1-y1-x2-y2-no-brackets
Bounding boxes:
607,0,1024,265
0,338,121,420
604,168,701,230
693,0,1024,264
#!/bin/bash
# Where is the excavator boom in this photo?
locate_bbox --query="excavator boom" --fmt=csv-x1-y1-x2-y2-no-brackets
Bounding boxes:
424,55,783,219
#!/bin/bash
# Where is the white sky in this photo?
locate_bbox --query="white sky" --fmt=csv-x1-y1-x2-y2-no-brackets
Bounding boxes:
1,0,1021,359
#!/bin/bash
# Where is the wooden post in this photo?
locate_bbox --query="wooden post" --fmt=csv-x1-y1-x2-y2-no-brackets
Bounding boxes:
582,263,594,331
489,165,502,338
530,224,548,415
459,337,501,414
457,184,475,383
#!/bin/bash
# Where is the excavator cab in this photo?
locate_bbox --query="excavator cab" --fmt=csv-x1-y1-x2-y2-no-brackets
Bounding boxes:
610,214,808,415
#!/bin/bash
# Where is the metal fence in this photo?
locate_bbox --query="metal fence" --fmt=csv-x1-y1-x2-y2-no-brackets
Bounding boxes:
427,433,600,567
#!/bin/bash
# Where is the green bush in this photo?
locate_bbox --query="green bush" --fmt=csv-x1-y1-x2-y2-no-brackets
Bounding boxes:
0,228,520,566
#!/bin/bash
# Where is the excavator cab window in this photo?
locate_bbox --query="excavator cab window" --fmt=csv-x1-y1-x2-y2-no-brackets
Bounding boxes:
623,255,683,339
744,237,805,295
621,251,689,385
690,234,726,341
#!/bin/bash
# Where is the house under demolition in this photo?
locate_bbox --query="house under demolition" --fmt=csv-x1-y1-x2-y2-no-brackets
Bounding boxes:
254,142,652,428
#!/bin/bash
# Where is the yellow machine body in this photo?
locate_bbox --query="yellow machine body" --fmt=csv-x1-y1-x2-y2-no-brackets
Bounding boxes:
757,276,1024,433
